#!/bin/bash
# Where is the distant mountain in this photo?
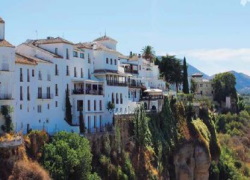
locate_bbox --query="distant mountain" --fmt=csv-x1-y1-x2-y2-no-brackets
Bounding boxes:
187,63,209,79
228,71,250,94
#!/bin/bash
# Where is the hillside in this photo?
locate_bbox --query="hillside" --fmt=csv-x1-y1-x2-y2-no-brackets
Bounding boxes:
229,71,250,94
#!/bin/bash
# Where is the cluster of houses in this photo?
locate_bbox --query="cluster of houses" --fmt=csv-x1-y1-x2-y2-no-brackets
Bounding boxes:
0,17,167,134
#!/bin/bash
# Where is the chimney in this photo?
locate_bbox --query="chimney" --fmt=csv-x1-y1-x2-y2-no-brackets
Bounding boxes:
0,17,5,40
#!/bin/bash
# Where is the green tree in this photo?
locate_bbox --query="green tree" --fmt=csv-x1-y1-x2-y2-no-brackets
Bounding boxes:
212,72,237,107
159,55,183,92
182,57,189,94
43,132,98,180
79,108,85,134
1,105,13,133
142,45,155,63
133,105,152,148
190,78,197,93
65,88,72,124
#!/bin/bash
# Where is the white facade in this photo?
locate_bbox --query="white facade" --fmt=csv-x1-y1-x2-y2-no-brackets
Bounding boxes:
0,17,167,135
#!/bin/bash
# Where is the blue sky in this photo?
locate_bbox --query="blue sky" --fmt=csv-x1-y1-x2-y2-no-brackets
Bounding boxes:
1,0,250,76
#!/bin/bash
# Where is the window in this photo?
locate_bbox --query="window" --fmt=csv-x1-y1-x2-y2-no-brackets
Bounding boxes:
38,87,42,98
94,116,97,128
106,58,108,64
55,101,58,107
20,104,22,110
38,71,42,80
88,53,90,63
37,105,42,113
55,48,58,55
128,91,130,98
77,100,83,111
139,65,141,70
73,51,78,57
55,84,58,96
116,93,119,104
114,59,117,65
80,53,84,59
200,84,203,87
94,100,96,111
110,58,113,65
47,104,50,109
27,69,30,82
66,66,69,76
74,67,77,77
20,68,23,82
47,87,51,99
32,69,35,77
99,100,102,111
66,48,69,59
47,73,51,81
88,100,91,111
27,86,30,101
88,69,90,79
81,68,83,78
112,93,114,104
55,64,58,75
20,86,23,101
120,93,123,104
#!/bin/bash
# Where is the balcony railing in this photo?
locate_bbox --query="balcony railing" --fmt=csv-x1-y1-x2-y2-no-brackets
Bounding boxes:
0,94,12,100
72,89,103,95
107,80,127,87
128,82,143,88
37,93,53,99
124,69,138,74
140,95,163,101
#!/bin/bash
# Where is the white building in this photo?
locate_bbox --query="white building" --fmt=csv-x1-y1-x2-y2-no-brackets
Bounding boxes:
0,17,166,135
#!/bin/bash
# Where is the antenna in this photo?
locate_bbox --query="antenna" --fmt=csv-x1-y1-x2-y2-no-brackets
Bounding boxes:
35,30,38,39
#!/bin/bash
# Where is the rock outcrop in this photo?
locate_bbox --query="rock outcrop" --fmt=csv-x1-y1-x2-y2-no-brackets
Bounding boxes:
174,142,211,180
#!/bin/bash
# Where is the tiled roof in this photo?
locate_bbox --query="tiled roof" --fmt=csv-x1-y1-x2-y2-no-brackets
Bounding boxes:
94,35,117,43
75,43,93,50
118,54,129,59
25,43,63,58
15,53,37,65
0,40,14,48
0,17,4,23
33,37,74,45
15,53,53,65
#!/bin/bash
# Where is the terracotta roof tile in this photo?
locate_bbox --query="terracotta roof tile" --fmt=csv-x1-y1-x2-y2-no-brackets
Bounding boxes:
0,40,14,48
94,35,117,43
33,37,74,45
15,53,37,65
0,17,4,23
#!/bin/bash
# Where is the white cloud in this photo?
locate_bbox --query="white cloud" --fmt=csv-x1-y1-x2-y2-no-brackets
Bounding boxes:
168,48,250,76
240,0,250,6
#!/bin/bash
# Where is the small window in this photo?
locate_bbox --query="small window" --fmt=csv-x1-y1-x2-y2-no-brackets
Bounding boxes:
114,59,117,65
80,53,84,59
55,84,58,96
94,100,96,111
47,104,50,109
55,64,58,76
88,53,91,63
99,100,102,111
20,104,22,110
88,100,91,111
37,105,42,113
73,51,78,57
32,69,35,77
106,58,108,64
55,101,58,107
55,48,58,55
66,48,69,59
66,66,69,76
110,58,113,65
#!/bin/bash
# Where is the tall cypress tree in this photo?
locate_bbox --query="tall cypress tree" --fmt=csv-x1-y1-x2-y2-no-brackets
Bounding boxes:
65,87,72,124
183,57,189,94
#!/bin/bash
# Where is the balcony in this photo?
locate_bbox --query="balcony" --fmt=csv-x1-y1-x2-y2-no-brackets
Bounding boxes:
140,95,163,101
72,89,103,95
0,94,13,100
37,93,53,99
124,69,138,74
128,81,144,88
107,80,127,87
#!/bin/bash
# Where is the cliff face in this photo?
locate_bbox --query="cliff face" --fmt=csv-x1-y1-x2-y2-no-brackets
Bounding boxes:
174,142,211,180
